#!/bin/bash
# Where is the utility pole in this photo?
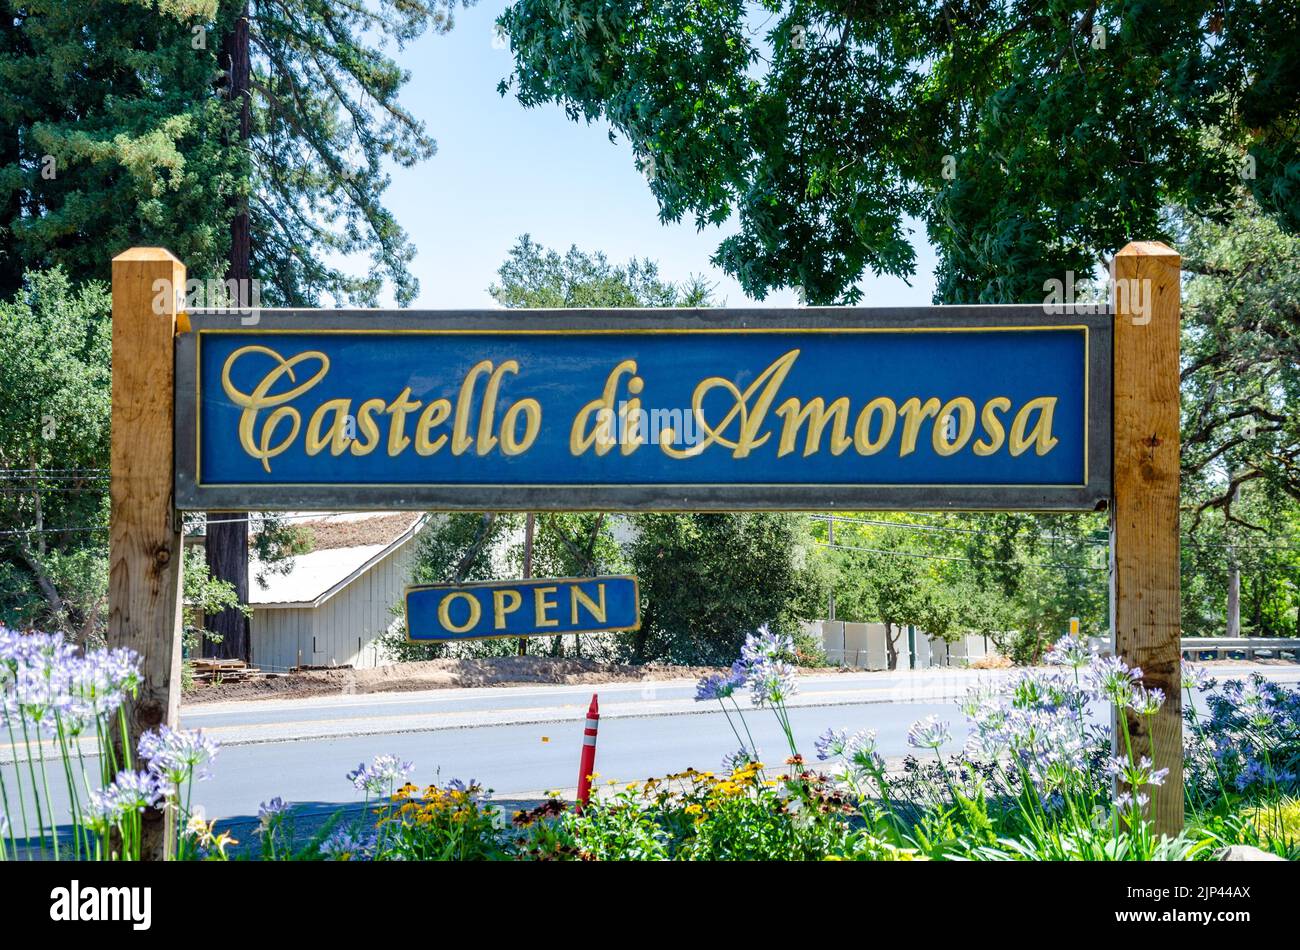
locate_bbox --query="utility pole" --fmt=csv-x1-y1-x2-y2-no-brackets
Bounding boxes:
1226,482,1241,638
519,512,534,656
205,1,253,661
827,515,836,621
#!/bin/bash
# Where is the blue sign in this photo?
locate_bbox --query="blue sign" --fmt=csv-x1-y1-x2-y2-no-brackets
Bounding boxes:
405,576,641,642
174,308,1111,511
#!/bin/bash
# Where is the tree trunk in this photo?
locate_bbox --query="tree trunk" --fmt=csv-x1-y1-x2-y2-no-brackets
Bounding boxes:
224,2,252,287
204,514,250,660
204,5,254,661
885,621,898,670
16,544,65,624
0,71,25,297
1226,560,1240,638
520,512,534,657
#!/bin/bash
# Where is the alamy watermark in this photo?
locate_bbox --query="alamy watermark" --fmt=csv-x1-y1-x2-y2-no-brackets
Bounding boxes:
1042,261,1152,325
50,880,151,930
152,278,263,325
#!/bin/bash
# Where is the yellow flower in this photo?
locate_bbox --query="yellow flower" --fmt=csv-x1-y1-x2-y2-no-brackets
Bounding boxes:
209,831,238,859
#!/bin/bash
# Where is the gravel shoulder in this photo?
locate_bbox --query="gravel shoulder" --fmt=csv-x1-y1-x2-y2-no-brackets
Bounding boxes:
183,656,849,704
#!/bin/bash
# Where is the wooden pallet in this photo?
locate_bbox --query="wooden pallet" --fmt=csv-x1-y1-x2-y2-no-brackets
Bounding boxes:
190,658,263,682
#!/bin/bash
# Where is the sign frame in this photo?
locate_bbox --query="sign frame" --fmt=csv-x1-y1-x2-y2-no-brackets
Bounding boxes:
174,305,1112,513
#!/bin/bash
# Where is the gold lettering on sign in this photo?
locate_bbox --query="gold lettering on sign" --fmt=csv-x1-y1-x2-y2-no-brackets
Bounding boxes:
659,349,799,459
1009,397,1060,456
438,591,481,634
218,343,1069,473
533,586,560,628
221,346,329,472
570,584,607,625
493,588,522,629
932,397,976,456
415,399,452,455
775,397,854,458
897,397,941,457
221,346,544,470
973,397,1012,456
452,360,493,455
386,387,422,456
571,360,639,456
854,397,897,455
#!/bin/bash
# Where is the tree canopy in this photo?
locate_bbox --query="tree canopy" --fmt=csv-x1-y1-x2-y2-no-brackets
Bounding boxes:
499,1,1299,304
0,0,239,292
0,0,466,303
1178,196,1300,517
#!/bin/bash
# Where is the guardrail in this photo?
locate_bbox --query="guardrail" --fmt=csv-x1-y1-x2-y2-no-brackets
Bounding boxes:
1180,638,1300,660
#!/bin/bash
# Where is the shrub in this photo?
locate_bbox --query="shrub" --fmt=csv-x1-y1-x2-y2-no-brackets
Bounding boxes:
1183,669,1300,806
378,780,506,861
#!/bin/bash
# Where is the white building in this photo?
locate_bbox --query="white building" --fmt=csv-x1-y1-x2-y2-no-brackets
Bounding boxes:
245,512,427,671
809,619,992,670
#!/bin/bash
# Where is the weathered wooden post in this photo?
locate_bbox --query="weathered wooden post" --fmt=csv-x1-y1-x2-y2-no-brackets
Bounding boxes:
109,247,187,859
1111,241,1183,835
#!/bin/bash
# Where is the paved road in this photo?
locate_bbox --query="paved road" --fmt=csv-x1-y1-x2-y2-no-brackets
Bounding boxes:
4,664,1298,838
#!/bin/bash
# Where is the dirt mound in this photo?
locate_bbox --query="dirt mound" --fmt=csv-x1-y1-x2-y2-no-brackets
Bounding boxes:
184,655,725,704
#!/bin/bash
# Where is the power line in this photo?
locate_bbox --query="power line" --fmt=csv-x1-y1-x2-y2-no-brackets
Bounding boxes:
814,539,1108,572
809,513,1109,546
0,475,109,481
810,512,1300,554
0,525,108,538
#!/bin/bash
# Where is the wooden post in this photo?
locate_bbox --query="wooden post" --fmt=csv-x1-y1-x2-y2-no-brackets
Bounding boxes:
109,248,187,860
1111,241,1182,835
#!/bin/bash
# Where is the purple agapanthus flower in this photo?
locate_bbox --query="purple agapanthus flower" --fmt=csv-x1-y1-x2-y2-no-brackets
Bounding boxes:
139,725,219,788
1044,634,1093,669
319,829,376,861
695,661,747,703
907,716,951,751
1087,655,1143,704
88,769,163,823
347,753,414,795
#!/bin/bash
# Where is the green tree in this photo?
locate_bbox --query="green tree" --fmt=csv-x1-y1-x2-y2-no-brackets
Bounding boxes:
1178,196,1300,519
237,0,471,305
0,0,466,303
1181,489,1300,638
819,512,1107,666
1176,195,1300,637
832,535,947,670
0,269,266,646
626,512,823,664
0,269,111,638
489,233,716,308
180,546,247,686
0,0,240,293
499,1,1298,304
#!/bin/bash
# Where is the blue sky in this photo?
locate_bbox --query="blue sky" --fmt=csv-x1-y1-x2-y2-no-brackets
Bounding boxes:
378,0,938,309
